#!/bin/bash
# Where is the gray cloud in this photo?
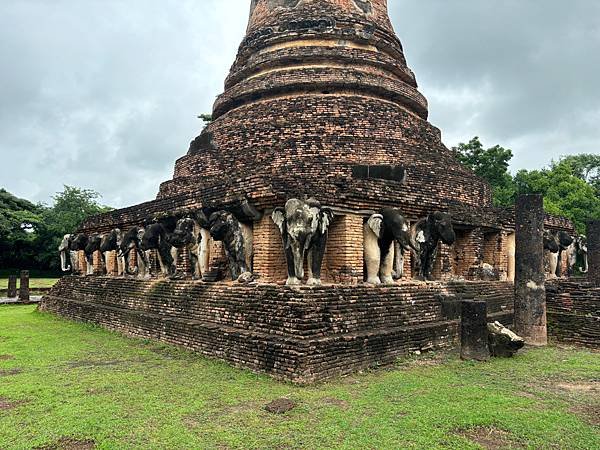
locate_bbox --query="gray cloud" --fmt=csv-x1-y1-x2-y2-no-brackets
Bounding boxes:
0,0,598,208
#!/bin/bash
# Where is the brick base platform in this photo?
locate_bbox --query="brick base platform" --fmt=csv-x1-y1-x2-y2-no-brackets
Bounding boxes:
40,277,514,383
547,280,600,348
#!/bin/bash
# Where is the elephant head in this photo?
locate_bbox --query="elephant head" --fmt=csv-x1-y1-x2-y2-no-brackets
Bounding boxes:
168,213,207,280
208,211,253,282
364,208,415,284
411,212,456,280
544,230,574,278
543,230,560,253
427,212,456,246
59,234,74,272
272,198,333,286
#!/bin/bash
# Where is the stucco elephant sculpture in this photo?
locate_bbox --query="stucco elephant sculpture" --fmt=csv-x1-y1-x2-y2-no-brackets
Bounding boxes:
566,235,588,275
410,212,456,280
120,227,146,277
208,211,253,282
59,234,78,273
363,208,416,285
543,230,573,278
272,198,334,286
65,233,89,275
99,229,124,276
167,211,209,280
83,234,102,276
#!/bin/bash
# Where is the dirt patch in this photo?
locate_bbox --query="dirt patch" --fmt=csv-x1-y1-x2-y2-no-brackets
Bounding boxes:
457,426,524,449
35,438,96,450
570,403,600,426
264,398,297,414
0,354,14,360
555,381,599,393
67,360,125,369
0,368,22,377
0,397,26,410
321,397,350,410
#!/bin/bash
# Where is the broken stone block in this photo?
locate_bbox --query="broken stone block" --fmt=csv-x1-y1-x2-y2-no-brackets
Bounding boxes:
487,321,525,357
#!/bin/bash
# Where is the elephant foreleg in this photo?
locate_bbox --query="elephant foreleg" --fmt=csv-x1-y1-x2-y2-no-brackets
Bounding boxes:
379,241,395,285
116,252,125,276
307,234,327,286
69,251,78,274
284,245,301,286
137,250,151,279
363,223,381,285
85,254,94,276
199,229,210,276
189,243,201,280
392,241,405,280
547,252,558,279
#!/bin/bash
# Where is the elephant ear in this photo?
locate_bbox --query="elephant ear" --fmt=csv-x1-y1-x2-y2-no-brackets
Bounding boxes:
367,214,384,238
320,208,334,234
271,208,286,234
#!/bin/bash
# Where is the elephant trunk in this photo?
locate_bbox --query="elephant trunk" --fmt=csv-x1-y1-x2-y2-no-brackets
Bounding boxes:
582,252,588,274
290,242,306,280
60,250,71,272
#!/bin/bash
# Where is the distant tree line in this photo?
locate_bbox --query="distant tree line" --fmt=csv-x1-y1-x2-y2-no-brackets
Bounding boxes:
454,137,600,233
0,186,112,273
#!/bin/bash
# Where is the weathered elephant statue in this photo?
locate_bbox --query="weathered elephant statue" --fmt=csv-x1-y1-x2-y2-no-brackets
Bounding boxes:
544,230,573,278
65,233,89,275
99,229,124,276
59,234,77,273
566,235,588,275
83,234,102,276
410,212,456,280
272,198,333,286
363,208,416,285
119,226,158,279
167,212,208,280
208,211,253,282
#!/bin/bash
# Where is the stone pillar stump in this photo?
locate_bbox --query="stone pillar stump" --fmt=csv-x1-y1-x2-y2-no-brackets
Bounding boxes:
588,220,600,286
7,275,17,298
19,270,30,303
514,194,547,346
460,300,490,361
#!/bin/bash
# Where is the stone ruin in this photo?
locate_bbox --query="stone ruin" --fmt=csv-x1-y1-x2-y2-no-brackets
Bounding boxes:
40,0,598,383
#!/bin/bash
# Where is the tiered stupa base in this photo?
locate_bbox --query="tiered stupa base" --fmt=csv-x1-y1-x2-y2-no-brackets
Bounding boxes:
40,278,514,383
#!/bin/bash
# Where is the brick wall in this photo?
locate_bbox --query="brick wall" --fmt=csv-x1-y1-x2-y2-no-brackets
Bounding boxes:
546,280,600,348
40,277,515,383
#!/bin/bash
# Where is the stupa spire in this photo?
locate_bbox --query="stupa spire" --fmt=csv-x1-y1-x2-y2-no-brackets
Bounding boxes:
214,0,427,119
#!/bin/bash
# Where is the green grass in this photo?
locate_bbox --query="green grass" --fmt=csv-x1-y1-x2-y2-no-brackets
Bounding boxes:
0,306,598,449
0,278,58,290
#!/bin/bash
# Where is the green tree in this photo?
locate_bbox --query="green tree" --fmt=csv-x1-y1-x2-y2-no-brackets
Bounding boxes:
559,153,600,196
514,159,600,233
0,189,44,269
36,186,113,271
453,137,516,207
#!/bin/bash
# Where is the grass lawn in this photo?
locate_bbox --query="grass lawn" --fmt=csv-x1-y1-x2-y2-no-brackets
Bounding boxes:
0,278,58,290
0,306,598,449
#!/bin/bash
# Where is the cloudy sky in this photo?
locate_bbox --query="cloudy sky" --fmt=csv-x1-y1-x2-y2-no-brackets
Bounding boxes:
1,0,598,208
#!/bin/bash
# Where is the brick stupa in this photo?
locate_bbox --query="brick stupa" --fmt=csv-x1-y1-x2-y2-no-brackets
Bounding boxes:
42,0,579,382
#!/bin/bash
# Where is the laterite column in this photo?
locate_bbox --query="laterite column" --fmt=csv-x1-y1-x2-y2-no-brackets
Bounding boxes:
7,275,17,298
514,194,547,346
587,220,600,286
460,300,490,361
19,270,30,304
